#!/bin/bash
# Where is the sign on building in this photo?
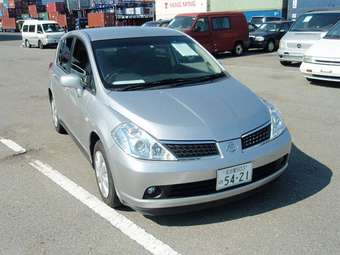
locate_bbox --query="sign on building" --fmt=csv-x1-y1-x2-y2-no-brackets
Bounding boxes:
156,0,207,20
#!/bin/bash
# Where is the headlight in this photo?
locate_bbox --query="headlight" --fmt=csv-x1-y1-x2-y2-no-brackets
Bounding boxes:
279,40,285,49
262,100,286,140
112,122,176,161
255,36,265,42
303,56,315,63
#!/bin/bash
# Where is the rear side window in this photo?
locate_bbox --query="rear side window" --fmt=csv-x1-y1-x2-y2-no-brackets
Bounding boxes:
57,37,73,72
29,25,35,33
22,25,28,32
212,17,231,30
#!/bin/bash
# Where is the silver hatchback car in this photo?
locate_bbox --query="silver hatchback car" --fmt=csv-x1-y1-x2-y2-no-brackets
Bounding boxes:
49,27,291,214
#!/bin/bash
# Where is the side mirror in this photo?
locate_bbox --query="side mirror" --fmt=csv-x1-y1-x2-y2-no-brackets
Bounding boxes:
60,73,82,89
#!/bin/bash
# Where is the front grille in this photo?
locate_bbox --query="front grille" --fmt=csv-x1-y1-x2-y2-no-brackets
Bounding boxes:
241,124,271,150
315,59,340,66
143,155,288,199
287,42,312,49
164,143,219,159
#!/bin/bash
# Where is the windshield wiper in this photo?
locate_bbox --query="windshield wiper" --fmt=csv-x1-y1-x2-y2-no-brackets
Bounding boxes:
116,72,226,91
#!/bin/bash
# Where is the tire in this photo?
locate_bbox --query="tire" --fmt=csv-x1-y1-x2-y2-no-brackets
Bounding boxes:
233,42,244,56
266,40,275,52
280,61,291,66
49,96,67,134
38,40,44,49
93,140,122,208
25,40,31,48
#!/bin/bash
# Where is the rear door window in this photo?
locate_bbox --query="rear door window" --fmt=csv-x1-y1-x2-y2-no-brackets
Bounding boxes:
29,25,35,33
212,17,231,30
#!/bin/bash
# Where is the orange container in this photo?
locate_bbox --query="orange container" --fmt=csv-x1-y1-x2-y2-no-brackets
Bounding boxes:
2,17,16,30
88,12,115,28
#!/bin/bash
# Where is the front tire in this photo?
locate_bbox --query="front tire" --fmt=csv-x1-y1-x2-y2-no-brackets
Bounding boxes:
233,42,244,56
49,96,66,134
93,140,122,208
266,40,275,52
38,40,44,49
280,61,291,66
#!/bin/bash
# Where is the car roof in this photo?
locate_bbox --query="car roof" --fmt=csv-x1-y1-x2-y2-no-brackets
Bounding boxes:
306,9,340,14
178,11,243,17
263,20,292,24
79,26,183,41
23,19,57,25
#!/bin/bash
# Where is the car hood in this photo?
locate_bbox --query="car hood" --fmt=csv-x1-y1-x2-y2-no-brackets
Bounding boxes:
306,38,340,58
250,31,275,37
107,77,270,141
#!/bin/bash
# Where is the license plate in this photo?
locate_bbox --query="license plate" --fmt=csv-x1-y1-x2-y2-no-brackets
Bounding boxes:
216,163,253,191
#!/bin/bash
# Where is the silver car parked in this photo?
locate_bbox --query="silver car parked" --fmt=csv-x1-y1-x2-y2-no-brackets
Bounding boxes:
49,27,291,214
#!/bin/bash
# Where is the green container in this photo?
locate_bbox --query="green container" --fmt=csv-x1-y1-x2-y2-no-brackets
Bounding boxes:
208,0,284,12
38,12,49,20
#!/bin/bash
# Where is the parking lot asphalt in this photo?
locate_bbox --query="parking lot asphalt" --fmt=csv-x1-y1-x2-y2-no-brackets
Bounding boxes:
0,32,339,255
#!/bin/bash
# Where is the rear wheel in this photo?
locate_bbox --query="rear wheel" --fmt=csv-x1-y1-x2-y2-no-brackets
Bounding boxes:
233,42,244,56
280,61,291,66
266,40,275,52
25,40,31,48
93,140,122,208
38,40,44,49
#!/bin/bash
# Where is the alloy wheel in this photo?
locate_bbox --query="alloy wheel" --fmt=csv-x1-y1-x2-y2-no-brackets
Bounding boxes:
94,151,109,198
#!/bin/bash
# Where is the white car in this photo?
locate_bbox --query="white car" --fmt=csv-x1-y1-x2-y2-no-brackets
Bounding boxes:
301,21,340,83
22,20,65,49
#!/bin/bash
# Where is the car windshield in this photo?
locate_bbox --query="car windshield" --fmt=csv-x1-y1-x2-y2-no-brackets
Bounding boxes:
324,21,340,39
258,23,280,32
92,36,226,91
251,17,264,25
42,23,63,33
168,16,195,30
290,13,340,32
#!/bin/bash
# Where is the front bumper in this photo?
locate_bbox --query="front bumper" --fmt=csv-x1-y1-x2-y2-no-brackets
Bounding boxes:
300,62,340,82
107,130,292,211
43,38,60,45
278,48,304,62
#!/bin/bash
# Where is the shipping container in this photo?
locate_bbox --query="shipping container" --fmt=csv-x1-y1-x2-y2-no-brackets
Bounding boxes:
46,2,65,14
2,16,16,30
288,0,340,20
88,12,115,28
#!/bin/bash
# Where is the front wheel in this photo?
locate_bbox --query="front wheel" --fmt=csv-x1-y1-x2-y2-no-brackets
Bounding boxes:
280,61,291,66
38,40,44,49
266,40,275,52
93,140,122,208
233,43,244,56
49,96,66,134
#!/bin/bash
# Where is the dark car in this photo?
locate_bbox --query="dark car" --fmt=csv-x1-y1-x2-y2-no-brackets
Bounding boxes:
250,16,283,27
249,21,293,52
248,22,257,33
142,19,172,28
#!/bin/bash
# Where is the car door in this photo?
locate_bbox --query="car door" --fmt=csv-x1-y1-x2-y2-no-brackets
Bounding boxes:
66,38,97,148
210,16,234,52
52,36,74,129
190,17,214,52
37,24,44,44
28,25,36,45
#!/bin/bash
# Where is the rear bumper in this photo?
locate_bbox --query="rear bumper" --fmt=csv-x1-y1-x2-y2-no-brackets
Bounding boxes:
300,62,340,82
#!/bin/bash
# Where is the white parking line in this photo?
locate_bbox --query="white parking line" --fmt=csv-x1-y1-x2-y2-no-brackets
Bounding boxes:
29,160,179,255
0,137,26,154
